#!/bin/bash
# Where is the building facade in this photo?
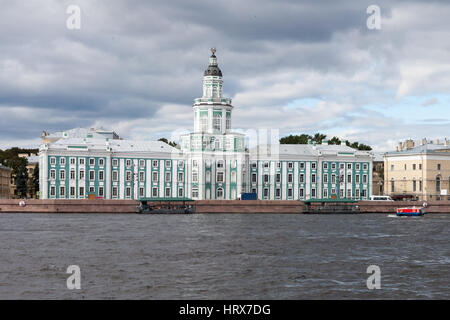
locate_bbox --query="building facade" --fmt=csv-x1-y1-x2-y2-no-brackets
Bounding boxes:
384,139,450,201
0,165,12,199
39,49,373,200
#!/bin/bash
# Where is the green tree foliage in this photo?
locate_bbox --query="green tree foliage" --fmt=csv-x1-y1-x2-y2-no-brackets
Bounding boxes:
279,133,372,151
158,138,179,148
27,164,40,198
14,164,28,198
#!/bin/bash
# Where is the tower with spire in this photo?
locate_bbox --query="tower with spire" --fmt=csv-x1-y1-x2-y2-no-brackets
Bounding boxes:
181,48,247,200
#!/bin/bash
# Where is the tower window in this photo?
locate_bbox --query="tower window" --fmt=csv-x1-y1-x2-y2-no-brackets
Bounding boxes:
213,115,221,131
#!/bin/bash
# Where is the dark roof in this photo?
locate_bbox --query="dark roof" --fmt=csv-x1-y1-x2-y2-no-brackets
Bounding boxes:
204,54,222,77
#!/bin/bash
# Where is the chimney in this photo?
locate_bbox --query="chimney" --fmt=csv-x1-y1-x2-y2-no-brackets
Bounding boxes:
405,139,415,150
398,142,403,151
435,139,440,145
421,138,427,145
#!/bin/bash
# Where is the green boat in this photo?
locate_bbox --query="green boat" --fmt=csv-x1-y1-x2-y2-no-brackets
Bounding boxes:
136,198,195,214
303,199,360,214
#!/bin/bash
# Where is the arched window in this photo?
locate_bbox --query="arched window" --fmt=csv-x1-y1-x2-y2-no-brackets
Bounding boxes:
217,188,224,199
213,114,221,132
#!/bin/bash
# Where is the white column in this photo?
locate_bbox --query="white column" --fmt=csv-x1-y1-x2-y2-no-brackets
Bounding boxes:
172,160,177,197
221,109,226,135
282,162,287,200
294,162,299,200
159,160,164,197
119,159,125,199
41,152,48,199
146,160,151,197
106,155,111,199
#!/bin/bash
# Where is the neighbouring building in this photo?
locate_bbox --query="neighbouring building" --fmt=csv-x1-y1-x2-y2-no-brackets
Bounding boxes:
39,49,373,200
0,165,12,199
384,138,450,200
372,153,384,196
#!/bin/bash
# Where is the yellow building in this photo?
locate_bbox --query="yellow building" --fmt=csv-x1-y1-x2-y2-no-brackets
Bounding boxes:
384,139,450,201
0,164,12,199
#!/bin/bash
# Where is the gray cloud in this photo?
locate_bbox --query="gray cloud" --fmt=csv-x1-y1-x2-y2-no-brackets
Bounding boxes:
0,0,449,151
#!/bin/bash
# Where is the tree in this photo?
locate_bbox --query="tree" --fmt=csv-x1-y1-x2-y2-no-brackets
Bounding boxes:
158,138,179,148
328,136,341,145
27,164,39,198
14,163,28,198
279,133,372,150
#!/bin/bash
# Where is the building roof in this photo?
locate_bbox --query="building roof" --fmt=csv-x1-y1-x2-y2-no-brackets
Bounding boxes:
204,52,222,77
27,155,40,164
385,143,450,156
250,144,371,158
47,138,181,154
0,164,11,171
43,127,120,141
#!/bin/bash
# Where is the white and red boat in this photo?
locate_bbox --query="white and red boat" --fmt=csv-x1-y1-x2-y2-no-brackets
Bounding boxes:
396,206,426,216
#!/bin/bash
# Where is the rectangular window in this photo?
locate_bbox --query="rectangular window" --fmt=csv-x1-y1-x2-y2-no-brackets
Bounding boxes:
347,163,352,170
178,161,184,169
112,171,118,182
152,187,158,197
139,160,145,167
263,188,269,198
311,188,316,198
217,161,224,168
89,170,95,180
165,188,171,197
264,174,269,183
152,171,158,182
356,164,360,170
276,162,281,169
89,186,95,193
347,189,352,198
361,189,367,197
70,170,75,180
276,188,281,198
340,163,345,170
152,160,158,168
70,158,76,165
363,164,368,170
99,187,104,197
99,158,104,167
79,158,85,165
70,186,75,197
355,189,360,198
252,173,257,183
178,188,184,197
264,161,269,168
126,171,131,182
89,158,95,166
251,162,257,169
139,171,145,182
288,188,293,198
79,187,84,197
60,157,66,166
288,162,293,169
331,163,336,170
60,170,65,180
99,170,104,181
419,164,422,170
413,180,416,192
178,172,184,182
50,169,56,180
323,189,328,198
192,172,198,182
355,174,360,184
139,187,144,198
276,173,281,183
391,181,395,193
126,187,131,197
193,160,198,167
217,172,224,183
79,170,85,180
437,163,441,170
363,174,367,184
347,174,352,183
299,174,304,183
112,159,118,167
288,173,293,183
323,162,328,170
391,165,394,171
60,186,65,197
300,162,305,170
112,187,118,197
126,159,132,167
165,172,171,182
340,189,344,198
311,174,316,183
166,160,171,168
323,174,328,184
50,157,56,165
413,164,416,170
299,188,304,198
311,162,316,170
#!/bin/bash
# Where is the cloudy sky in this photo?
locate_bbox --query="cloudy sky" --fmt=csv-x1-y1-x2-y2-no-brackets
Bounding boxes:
0,0,449,151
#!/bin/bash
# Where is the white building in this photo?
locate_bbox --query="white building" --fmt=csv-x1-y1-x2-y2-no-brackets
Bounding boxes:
39,49,373,200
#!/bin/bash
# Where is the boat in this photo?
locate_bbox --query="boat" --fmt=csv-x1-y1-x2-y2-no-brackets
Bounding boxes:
136,198,195,214
396,206,426,217
303,199,360,214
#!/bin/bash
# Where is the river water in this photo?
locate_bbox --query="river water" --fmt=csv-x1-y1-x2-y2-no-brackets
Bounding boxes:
0,213,448,299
